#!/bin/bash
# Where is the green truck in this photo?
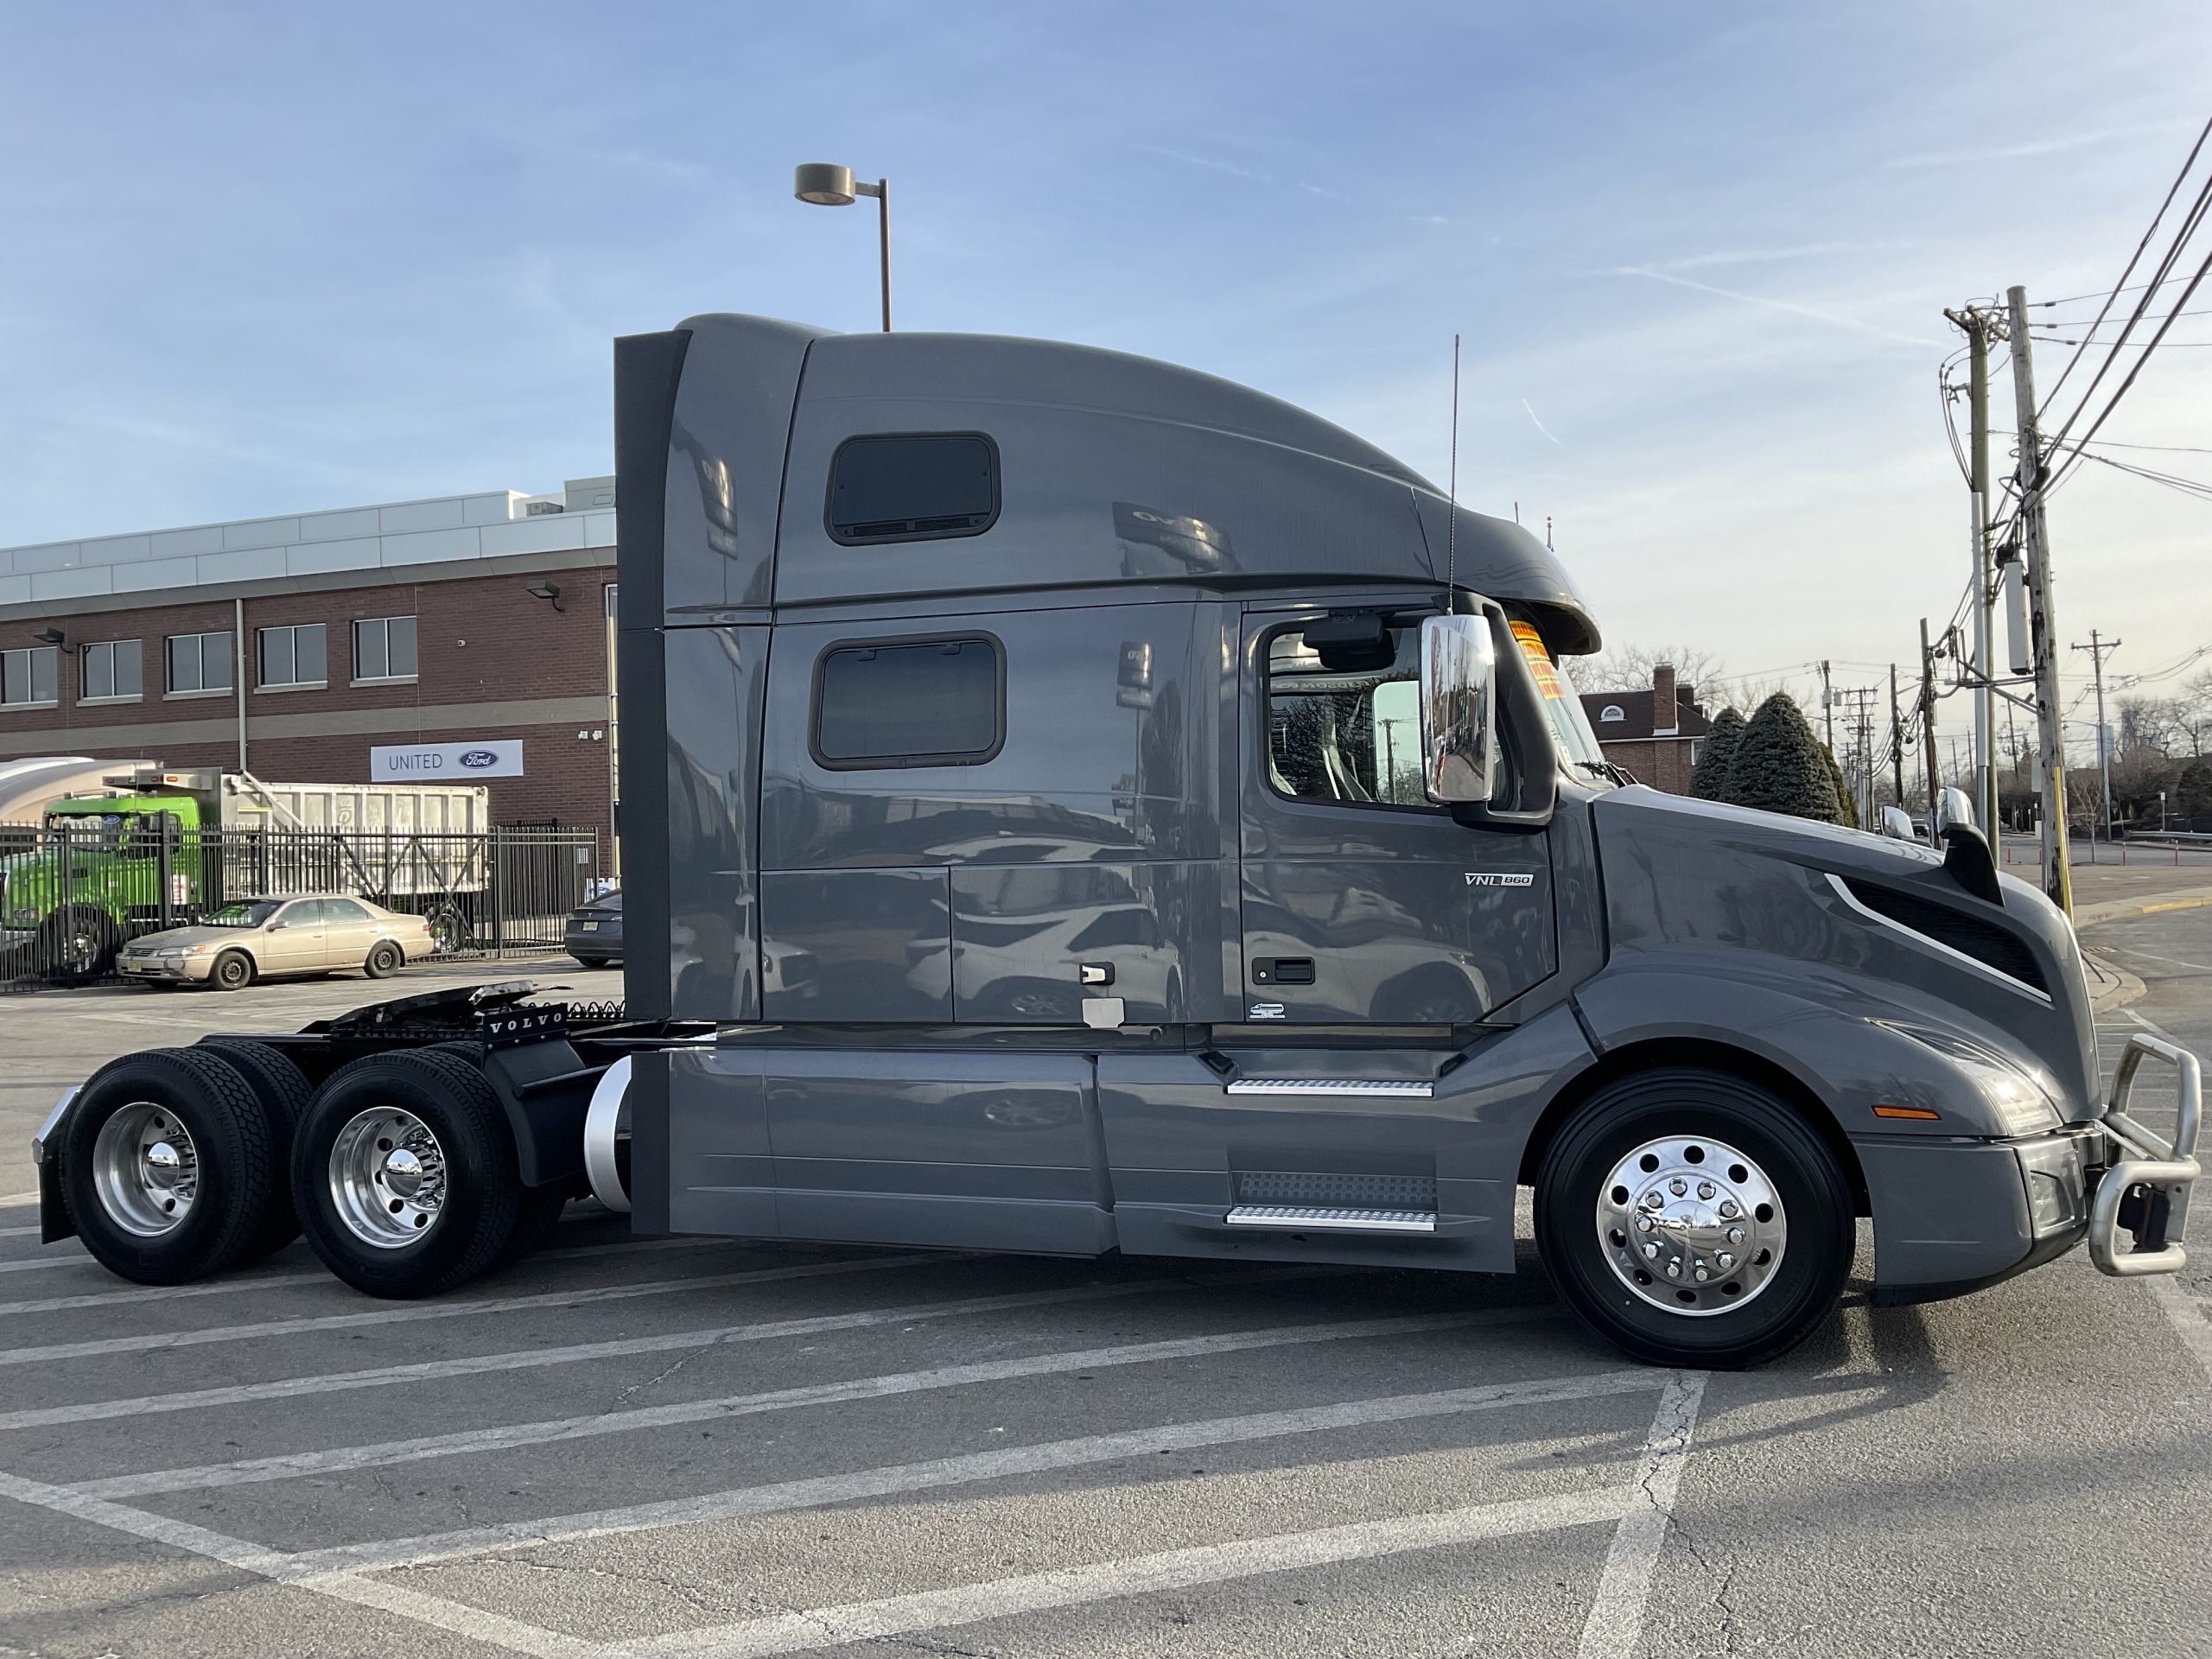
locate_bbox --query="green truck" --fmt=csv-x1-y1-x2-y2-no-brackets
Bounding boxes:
1,766,491,978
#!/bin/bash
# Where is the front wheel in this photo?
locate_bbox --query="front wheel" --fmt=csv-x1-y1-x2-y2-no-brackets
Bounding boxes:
208,950,255,992
1534,1068,1853,1369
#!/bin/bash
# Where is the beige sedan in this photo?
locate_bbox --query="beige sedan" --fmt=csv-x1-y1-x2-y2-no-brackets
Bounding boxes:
118,895,435,991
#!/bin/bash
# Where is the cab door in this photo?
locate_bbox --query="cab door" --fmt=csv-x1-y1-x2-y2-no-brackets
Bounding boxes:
1238,609,1554,1023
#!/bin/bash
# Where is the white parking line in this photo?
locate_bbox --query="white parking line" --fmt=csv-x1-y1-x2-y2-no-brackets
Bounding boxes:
0,1366,1688,1659
2150,1278,2212,1384
0,1224,41,1239
645,1485,1633,1659
0,1231,753,1303
1576,1371,1707,1659
77,1307,1557,1498
280,1369,1666,1580
0,1255,944,1367
0,1268,1340,1432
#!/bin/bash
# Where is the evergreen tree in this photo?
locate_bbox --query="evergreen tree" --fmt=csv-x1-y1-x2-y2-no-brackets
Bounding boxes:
1724,694,1845,823
1690,707,1745,801
1819,743,1858,828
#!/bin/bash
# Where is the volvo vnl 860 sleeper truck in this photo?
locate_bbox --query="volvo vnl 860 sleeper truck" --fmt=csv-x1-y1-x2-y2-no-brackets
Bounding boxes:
30,314,2200,1367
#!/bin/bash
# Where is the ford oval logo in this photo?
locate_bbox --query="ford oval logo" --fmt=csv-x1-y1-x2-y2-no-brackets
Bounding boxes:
458,749,500,768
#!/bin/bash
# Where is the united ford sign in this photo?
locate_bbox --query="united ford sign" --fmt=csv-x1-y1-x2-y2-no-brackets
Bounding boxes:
370,739,524,781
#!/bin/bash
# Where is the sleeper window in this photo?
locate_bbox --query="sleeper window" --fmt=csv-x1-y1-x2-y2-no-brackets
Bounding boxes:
827,434,998,544
813,637,1002,768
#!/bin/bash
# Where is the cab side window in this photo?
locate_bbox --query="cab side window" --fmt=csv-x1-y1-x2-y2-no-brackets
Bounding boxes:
811,635,1004,770
1265,624,1429,808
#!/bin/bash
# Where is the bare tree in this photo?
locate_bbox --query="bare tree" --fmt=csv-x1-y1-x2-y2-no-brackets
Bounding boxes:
1568,643,1730,700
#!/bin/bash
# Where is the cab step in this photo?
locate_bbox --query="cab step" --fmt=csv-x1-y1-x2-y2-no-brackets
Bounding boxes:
1223,1079,1433,1097
1223,1205,1438,1233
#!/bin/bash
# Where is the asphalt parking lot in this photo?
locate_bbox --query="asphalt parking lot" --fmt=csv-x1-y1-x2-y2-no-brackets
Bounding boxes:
0,918,2208,1658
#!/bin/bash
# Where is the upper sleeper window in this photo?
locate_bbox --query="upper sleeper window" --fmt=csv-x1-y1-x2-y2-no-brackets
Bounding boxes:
813,637,1003,769
827,433,999,545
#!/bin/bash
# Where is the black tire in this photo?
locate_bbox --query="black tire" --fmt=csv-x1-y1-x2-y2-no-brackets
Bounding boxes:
60,1048,279,1285
569,955,610,970
364,939,405,979
209,950,255,992
36,906,117,982
1534,1068,1853,1369
198,1040,313,1260
292,1048,529,1298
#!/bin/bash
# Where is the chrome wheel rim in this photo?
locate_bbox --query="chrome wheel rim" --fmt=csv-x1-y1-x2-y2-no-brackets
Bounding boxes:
91,1102,199,1236
330,1107,447,1249
1595,1135,1786,1318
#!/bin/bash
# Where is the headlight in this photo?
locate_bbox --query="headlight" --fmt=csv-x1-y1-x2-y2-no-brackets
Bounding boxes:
1886,1021,2063,1136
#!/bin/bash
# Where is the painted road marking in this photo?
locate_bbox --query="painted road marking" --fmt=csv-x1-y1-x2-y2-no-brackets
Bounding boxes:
77,1307,1560,1497
0,1268,1343,1433
1577,1371,1707,1659
279,1370,1668,1580
0,1255,944,1366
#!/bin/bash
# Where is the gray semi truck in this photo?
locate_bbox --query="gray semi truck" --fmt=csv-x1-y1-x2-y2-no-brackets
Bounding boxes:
29,315,2201,1367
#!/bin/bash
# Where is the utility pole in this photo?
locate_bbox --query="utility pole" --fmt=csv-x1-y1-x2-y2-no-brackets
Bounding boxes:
2072,630,2121,842
2006,284,2071,913
1890,664,1905,806
1919,618,1942,841
1819,660,1834,753
1944,304,2004,837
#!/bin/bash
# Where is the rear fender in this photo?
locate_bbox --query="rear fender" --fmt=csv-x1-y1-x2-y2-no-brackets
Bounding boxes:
477,1039,600,1190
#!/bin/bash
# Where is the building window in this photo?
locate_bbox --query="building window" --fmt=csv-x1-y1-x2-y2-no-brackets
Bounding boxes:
353,615,418,682
165,632,232,695
1,646,59,708
826,433,1000,545
1689,741,1703,765
80,639,143,702
1599,704,1626,723
257,623,327,689
812,635,1003,768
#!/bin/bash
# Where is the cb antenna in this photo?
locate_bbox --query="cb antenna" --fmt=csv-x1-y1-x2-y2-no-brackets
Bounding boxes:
1445,333,1460,602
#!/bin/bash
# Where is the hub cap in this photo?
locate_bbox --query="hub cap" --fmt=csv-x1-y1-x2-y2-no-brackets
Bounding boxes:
330,1107,447,1249
1595,1135,1786,1318
91,1103,199,1236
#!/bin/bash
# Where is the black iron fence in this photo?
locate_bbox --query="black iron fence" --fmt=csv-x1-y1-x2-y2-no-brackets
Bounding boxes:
0,820,600,990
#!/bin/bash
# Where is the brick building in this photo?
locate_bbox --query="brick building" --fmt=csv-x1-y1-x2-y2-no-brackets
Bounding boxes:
1579,662,1713,794
0,480,620,851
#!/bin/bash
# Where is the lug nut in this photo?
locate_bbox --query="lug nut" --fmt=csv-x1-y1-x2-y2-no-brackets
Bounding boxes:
1666,1256,1682,1277
1697,1181,1714,1200
1717,1250,1736,1268
1669,1179,1688,1197
1637,1216,1654,1233
1643,1192,1663,1210
1719,1199,1740,1219
1643,1242,1659,1259
1727,1226,1746,1245
1694,1265,1710,1282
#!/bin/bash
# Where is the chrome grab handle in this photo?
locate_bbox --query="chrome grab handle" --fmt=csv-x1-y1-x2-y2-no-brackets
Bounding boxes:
2089,1033,2201,1277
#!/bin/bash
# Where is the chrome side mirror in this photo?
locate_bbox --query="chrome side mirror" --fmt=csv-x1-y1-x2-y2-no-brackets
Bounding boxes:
1881,805,1915,840
1936,785,1976,836
1420,613,1498,804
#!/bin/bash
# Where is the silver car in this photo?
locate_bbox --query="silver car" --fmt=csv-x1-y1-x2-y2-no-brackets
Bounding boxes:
117,895,434,991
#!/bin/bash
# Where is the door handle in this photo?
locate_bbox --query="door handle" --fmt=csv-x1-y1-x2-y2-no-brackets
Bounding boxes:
1251,957,1315,986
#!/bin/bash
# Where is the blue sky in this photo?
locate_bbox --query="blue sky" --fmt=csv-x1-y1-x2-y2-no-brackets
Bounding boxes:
3,1,2206,740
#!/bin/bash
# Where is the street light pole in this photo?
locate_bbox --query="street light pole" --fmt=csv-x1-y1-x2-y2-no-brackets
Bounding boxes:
793,163,893,332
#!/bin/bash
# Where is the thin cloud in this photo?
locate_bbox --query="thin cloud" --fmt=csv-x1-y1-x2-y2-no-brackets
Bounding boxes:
1611,266,1936,347
1135,143,1269,183
1654,241,1904,272
1522,398,1561,445
1410,213,1449,226
1297,180,1354,204
1886,121,2189,170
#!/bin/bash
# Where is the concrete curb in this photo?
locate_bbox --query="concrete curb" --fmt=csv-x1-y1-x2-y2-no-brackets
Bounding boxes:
2074,885,2212,929
2085,950,2146,1015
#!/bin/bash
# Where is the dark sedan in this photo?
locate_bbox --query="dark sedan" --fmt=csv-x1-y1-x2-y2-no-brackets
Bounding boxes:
565,888,622,966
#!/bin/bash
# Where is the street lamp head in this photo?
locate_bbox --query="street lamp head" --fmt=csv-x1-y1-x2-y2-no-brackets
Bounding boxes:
794,162,859,207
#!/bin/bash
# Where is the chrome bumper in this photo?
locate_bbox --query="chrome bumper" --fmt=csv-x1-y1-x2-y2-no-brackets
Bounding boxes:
2088,1034,2201,1276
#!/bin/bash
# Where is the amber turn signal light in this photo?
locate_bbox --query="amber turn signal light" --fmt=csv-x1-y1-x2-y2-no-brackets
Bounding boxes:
1871,1105,1942,1121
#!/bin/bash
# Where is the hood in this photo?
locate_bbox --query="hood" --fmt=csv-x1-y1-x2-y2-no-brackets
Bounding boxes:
1591,786,2097,1111
119,924,265,952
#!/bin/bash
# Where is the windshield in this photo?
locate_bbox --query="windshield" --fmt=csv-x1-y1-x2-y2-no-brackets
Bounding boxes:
209,900,283,927
41,811,129,853
1502,608,1614,781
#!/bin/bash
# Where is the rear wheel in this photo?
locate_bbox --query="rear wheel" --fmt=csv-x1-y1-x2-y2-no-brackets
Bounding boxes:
1534,1068,1853,1369
198,1040,313,1260
60,1048,279,1284
293,1049,530,1298
36,906,116,981
364,939,404,979
209,950,254,992
569,954,610,970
